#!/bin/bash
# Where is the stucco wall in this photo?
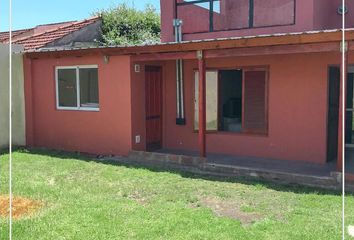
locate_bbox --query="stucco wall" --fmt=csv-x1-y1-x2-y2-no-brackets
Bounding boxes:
0,44,25,149
132,51,342,164
313,0,354,30
25,55,132,156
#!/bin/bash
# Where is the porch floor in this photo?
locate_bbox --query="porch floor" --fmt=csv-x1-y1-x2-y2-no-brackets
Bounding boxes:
156,149,337,177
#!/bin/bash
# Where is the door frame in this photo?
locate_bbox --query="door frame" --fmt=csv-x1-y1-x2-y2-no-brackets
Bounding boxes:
145,65,163,151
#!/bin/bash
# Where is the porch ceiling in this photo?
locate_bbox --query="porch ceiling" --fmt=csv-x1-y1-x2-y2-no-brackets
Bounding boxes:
25,28,354,59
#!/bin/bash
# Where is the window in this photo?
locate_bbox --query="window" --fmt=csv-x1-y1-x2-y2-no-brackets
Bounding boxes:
194,71,218,131
176,0,295,33
194,68,268,134
56,66,99,110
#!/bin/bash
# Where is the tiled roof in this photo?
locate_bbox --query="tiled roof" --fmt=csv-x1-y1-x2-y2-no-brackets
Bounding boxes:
14,16,100,50
0,29,32,43
27,28,348,54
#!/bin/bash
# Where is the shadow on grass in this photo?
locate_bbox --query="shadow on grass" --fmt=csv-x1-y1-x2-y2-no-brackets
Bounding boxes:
12,147,349,196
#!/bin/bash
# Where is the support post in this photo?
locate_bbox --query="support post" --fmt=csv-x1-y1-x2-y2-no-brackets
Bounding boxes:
197,50,206,158
337,41,348,171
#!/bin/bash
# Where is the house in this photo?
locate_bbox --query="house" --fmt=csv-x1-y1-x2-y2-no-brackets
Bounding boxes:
0,16,103,150
0,44,25,149
22,0,354,186
0,16,102,51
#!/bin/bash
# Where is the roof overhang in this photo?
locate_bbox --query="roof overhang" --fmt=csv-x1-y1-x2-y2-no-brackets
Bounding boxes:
25,29,354,60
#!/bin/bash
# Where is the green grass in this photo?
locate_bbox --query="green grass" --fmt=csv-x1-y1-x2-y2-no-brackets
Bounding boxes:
0,149,353,240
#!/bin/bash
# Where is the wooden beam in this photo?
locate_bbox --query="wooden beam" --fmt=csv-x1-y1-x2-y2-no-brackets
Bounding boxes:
26,30,354,59
205,42,340,58
337,42,348,171
198,50,206,158
132,51,196,61
131,42,340,62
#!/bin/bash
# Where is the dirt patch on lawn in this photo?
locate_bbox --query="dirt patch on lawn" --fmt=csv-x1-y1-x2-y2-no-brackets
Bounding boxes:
191,196,263,225
0,195,42,219
127,191,149,205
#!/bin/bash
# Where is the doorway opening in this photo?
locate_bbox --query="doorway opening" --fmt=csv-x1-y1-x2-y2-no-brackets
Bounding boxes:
345,67,354,172
219,70,243,132
145,66,163,152
327,66,340,162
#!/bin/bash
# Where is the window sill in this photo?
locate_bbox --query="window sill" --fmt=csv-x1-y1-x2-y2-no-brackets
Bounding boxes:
56,107,100,112
193,130,268,137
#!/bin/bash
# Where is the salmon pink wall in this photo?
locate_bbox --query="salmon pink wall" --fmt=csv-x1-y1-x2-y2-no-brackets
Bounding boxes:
131,61,166,151
134,52,341,164
24,55,132,156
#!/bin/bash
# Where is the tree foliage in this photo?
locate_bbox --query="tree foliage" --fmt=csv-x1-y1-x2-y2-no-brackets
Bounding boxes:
98,3,161,46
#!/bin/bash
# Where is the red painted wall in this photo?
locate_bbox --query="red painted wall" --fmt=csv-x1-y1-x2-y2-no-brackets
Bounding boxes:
313,0,354,30
131,61,166,151
24,55,133,156
161,0,354,42
24,50,344,164
133,52,341,164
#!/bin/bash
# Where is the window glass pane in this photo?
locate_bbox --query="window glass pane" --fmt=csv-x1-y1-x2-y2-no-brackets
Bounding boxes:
194,71,218,131
219,70,243,133
253,0,295,27
79,68,99,108
57,68,77,107
177,1,211,34
214,0,250,31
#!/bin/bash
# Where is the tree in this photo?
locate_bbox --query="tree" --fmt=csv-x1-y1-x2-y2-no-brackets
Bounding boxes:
98,3,161,46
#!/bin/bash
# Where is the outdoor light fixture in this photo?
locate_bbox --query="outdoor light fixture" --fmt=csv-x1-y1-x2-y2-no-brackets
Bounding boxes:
103,55,110,64
337,5,348,15
134,64,140,73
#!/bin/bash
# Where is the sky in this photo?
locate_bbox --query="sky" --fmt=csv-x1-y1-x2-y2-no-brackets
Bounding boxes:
0,0,160,32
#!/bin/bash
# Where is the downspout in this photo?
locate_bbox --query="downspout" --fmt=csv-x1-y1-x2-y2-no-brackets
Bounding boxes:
174,19,186,125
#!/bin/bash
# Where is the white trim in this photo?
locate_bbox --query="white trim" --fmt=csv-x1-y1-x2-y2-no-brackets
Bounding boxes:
56,65,98,70
56,107,100,112
78,65,98,69
55,65,99,111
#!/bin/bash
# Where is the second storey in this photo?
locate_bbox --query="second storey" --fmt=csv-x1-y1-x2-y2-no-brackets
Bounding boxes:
161,0,354,42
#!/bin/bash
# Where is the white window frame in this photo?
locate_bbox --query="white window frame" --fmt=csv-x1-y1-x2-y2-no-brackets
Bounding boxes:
55,65,99,111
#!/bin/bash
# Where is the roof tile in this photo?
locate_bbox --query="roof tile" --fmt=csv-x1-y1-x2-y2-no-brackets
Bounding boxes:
14,16,100,50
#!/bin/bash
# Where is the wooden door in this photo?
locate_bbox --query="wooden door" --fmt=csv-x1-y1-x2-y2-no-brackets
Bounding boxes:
145,66,163,151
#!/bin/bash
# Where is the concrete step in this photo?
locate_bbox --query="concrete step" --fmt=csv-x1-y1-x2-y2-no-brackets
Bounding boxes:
127,151,345,191
203,163,339,190
128,150,205,167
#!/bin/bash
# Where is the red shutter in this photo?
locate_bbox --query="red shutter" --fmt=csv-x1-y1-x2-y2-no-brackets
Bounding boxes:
243,70,267,134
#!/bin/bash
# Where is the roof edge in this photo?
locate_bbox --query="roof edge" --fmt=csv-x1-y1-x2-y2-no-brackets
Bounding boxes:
24,28,353,58
14,16,101,44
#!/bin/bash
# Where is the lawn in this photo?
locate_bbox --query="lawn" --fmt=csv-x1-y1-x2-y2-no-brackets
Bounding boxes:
0,149,353,240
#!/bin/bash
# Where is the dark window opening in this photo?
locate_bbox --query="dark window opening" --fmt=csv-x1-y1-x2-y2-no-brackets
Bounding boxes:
346,73,354,145
219,70,243,132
